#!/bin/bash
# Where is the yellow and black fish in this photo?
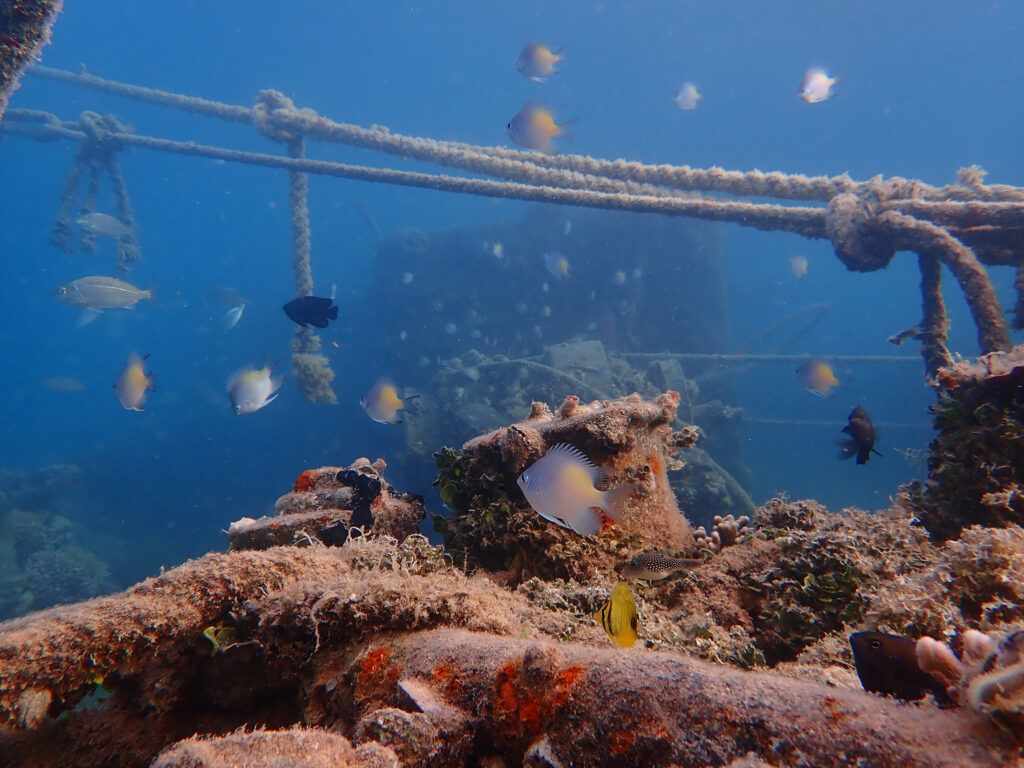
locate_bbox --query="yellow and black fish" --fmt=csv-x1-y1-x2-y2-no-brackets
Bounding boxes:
595,582,638,648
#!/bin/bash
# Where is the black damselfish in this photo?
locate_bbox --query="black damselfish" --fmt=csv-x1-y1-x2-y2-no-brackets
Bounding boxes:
850,631,951,705
282,296,338,328
838,406,881,465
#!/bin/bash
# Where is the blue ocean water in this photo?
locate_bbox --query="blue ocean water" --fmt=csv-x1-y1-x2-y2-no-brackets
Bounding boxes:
1,1,1021,597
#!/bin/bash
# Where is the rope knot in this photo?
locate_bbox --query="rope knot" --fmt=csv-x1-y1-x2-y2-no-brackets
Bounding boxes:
77,111,128,151
253,90,318,144
825,192,895,272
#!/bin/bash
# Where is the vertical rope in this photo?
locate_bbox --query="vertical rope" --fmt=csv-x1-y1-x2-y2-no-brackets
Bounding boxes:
917,255,952,376
49,149,86,253
102,146,142,274
286,134,337,404
78,159,102,253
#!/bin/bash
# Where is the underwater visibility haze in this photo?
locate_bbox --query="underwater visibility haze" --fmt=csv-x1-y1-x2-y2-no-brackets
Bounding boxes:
0,2,1023,765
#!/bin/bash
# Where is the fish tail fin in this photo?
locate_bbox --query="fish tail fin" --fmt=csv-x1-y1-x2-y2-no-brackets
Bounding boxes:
600,484,635,524
872,448,883,458
145,283,159,305
571,508,605,537
328,305,339,320
836,438,858,461
402,394,421,417
557,117,577,139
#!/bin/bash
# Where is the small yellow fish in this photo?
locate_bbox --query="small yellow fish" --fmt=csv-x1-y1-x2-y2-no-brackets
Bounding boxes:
506,102,572,154
799,68,836,103
789,255,808,278
515,42,564,82
361,378,419,424
114,352,154,411
595,582,638,648
516,443,632,537
796,357,839,397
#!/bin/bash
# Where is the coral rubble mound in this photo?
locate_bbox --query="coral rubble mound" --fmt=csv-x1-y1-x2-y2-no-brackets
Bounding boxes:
1,386,1023,767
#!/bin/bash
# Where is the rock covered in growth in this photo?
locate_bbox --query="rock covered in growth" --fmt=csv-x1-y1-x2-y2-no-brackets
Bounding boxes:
904,346,1024,541
228,458,425,550
153,728,399,768
433,391,698,583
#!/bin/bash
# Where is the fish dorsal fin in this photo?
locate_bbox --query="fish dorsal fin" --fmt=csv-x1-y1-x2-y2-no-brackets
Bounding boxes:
225,367,252,391
546,443,605,483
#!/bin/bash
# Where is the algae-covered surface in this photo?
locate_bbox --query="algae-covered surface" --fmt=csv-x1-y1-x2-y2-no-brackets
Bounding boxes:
2,3,1024,766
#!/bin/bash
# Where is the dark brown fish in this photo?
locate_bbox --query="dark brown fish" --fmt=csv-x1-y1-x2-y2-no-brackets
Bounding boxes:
838,406,881,465
850,631,951,704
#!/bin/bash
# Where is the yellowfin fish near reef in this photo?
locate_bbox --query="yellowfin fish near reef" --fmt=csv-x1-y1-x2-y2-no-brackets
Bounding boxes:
796,357,839,397
621,553,701,581
506,102,572,154
515,42,563,82
114,352,154,412
360,378,419,424
226,362,284,415
516,443,633,537
595,582,638,648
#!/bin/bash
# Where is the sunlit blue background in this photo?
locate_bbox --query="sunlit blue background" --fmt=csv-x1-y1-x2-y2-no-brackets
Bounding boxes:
1,1,1021,589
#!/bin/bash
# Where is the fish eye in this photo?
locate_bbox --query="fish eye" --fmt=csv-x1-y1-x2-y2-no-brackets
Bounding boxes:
870,639,882,649
506,122,512,129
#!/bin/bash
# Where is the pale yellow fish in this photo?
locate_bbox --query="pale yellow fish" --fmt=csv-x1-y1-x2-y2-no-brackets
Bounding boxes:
516,443,633,537
361,378,418,424
673,82,701,110
799,68,836,103
789,255,808,278
40,376,86,393
515,42,564,82
506,102,572,154
544,252,569,279
595,582,638,648
226,362,284,415
796,357,839,397
114,352,154,411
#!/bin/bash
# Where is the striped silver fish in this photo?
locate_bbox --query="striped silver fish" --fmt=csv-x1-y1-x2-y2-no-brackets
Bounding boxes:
54,276,153,310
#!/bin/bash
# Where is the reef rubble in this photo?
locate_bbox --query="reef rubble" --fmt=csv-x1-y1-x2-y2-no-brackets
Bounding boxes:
228,457,425,550
1,384,1024,766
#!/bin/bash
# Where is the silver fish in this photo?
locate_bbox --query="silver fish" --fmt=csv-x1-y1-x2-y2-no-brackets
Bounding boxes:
77,212,131,238
222,304,245,330
621,553,701,580
54,276,153,310
226,363,284,415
